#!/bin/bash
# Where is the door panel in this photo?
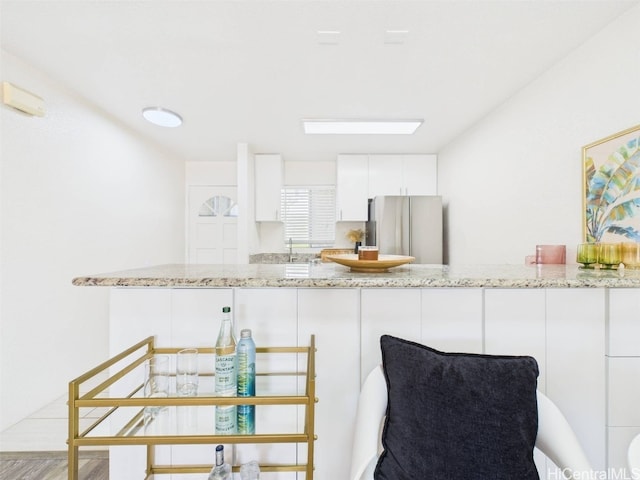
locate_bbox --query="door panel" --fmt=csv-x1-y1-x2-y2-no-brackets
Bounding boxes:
188,186,238,264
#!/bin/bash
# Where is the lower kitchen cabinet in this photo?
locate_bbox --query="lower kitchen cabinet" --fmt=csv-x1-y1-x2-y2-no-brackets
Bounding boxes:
108,285,631,477
234,289,299,472
360,288,422,383
608,289,640,472
421,288,483,353
485,289,547,390
546,289,606,471
298,288,360,480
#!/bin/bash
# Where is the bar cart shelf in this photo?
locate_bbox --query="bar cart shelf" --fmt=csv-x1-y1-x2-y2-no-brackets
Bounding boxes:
67,335,317,479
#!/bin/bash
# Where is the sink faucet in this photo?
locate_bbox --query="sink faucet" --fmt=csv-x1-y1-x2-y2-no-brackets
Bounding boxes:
288,238,293,262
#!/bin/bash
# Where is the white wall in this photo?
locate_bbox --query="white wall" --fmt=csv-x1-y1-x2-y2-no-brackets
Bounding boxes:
0,52,185,430
185,161,236,186
439,5,640,265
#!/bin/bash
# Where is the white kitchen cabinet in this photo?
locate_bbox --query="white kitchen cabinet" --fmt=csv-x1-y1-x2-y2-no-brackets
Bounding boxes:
421,288,483,353
367,155,403,197
484,289,547,392
546,289,605,471
106,284,620,477
607,288,640,471
109,289,173,480
609,289,640,356
298,289,360,480
368,154,437,198
234,289,299,478
483,288,606,471
402,154,438,196
608,357,640,427
336,154,369,221
255,154,283,221
484,289,547,478
360,288,421,384
110,288,234,480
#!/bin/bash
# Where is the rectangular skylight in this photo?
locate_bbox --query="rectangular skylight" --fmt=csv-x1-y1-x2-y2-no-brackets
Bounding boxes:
302,119,423,135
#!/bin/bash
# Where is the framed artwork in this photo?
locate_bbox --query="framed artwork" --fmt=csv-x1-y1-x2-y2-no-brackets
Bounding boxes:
583,124,640,242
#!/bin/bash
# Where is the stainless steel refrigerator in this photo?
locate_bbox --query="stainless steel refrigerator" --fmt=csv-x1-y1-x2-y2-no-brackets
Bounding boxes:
366,195,443,264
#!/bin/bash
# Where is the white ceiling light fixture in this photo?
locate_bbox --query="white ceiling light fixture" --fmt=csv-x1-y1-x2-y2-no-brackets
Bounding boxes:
302,119,423,135
142,107,183,128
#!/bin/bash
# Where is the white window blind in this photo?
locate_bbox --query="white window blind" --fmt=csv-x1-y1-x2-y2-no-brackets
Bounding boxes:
281,186,336,247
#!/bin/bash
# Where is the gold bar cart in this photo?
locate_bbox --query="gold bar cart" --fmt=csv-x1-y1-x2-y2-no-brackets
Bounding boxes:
67,335,316,479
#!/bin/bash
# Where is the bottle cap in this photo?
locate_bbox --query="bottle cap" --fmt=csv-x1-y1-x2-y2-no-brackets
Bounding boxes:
222,306,230,313
240,328,252,338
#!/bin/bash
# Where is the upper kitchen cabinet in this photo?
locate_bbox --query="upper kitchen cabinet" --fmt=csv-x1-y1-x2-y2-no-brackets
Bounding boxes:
336,154,369,221
255,154,283,222
368,154,437,197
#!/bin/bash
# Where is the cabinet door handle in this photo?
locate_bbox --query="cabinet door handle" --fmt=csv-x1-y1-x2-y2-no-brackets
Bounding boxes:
275,209,279,220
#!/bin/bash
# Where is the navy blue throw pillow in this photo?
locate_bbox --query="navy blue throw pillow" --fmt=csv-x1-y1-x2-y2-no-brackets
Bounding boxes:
375,335,540,480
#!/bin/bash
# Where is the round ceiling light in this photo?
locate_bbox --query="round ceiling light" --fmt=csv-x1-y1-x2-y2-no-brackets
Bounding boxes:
142,107,183,128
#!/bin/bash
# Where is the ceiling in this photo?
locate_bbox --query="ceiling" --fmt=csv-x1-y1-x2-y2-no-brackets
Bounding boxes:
2,0,638,162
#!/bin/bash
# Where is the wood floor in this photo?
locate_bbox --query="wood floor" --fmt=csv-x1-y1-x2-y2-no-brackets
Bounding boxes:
0,450,108,480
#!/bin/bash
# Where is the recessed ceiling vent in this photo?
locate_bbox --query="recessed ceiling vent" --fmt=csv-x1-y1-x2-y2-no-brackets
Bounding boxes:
317,30,341,45
384,30,409,45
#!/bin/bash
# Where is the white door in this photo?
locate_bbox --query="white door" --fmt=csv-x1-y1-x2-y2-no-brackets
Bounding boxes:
188,186,238,264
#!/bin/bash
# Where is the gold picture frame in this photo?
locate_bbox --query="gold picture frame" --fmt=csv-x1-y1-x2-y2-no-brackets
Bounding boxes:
583,124,640,242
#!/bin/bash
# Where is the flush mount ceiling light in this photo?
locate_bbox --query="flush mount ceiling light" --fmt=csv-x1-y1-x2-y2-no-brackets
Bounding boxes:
302,119,423,135
142,107,183,128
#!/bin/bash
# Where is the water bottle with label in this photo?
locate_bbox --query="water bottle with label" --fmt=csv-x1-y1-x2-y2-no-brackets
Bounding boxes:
215,306,236,434
237,328,256,434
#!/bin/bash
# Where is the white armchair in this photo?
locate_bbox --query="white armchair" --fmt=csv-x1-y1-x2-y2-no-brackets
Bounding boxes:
628,433,640,473
350,365,592,480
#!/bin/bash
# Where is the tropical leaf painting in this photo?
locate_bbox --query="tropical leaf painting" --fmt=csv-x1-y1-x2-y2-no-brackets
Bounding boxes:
584,125,640,242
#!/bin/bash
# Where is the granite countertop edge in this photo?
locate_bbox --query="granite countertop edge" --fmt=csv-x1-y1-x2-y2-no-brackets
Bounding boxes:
71,263,640,289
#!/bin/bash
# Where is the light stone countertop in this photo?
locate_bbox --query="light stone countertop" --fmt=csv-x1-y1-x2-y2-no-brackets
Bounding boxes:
71,263,640,288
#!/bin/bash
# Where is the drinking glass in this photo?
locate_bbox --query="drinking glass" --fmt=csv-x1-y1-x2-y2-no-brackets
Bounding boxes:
622,242,640,269
576,243,599,269
176,348,199,397
598,243,621,269
535,245,566,264
144,355,170,418
240,460,261,480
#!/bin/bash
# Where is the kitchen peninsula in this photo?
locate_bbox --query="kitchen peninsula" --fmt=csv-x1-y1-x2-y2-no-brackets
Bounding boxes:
74,263,640,479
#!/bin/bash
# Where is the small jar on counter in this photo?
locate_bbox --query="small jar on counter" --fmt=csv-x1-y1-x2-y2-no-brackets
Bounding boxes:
358,246,379,261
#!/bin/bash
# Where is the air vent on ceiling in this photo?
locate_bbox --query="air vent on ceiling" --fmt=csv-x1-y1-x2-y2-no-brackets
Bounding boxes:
384,30,409,45
317,30,341,45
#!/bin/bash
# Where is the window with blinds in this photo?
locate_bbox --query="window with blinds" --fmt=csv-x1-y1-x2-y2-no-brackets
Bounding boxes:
281,186,336,248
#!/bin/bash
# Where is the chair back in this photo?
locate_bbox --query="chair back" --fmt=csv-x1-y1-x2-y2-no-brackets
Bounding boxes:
350,365,592,480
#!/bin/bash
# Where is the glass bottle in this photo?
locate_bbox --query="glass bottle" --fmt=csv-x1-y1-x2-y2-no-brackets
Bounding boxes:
208,444,231,480
237,328,256,434
215,306,237,434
